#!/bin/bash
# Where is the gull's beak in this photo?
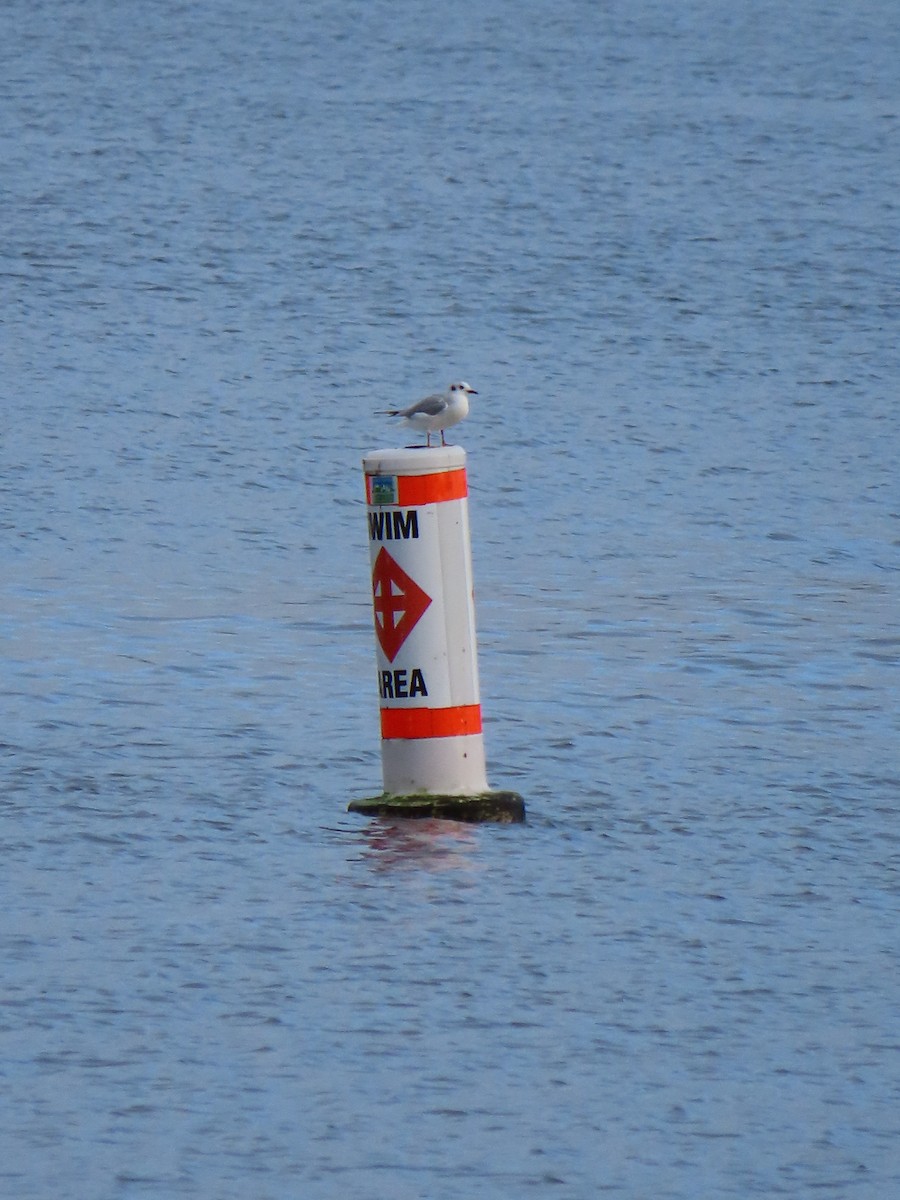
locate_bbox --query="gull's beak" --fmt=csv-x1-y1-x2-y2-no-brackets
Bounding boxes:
468,388,478,395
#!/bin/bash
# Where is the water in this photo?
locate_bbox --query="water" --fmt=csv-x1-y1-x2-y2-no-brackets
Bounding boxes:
2,0,899,1195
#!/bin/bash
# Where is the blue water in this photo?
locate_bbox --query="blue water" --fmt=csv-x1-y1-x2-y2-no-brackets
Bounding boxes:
2,0,899,1196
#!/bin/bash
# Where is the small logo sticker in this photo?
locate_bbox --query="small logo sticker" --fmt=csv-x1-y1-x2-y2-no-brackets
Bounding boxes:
370,475,398,506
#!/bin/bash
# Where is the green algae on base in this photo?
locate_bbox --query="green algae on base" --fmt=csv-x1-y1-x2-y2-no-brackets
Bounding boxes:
348,790,525,824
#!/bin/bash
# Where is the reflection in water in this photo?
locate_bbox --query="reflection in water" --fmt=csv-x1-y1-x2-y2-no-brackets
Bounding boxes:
358,817,481,873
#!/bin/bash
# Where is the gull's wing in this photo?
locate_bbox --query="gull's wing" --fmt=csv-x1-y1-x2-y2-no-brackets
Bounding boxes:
400,393,448,418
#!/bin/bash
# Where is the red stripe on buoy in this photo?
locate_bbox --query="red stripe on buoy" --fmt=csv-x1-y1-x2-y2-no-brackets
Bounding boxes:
397,468,467,506
366,468,468,506
380,704,482,740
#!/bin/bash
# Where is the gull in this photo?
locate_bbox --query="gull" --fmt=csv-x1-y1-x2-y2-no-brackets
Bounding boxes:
382,382,477,447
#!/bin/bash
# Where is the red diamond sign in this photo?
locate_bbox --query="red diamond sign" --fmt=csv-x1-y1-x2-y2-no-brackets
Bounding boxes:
371,547,432,663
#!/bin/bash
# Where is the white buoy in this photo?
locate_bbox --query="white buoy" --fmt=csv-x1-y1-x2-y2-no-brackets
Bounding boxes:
350,445,524,823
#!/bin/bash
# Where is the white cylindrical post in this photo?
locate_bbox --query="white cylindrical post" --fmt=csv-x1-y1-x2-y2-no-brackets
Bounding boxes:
363,445,488,796
350,444,525,823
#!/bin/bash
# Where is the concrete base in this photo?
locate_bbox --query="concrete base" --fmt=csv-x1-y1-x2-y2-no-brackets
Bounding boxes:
348,790,526,824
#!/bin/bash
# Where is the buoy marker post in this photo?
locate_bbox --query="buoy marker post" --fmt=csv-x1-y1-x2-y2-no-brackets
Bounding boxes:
349,445,525,823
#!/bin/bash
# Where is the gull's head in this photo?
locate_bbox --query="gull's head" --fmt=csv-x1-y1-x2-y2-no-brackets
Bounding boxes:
449,381,477,397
